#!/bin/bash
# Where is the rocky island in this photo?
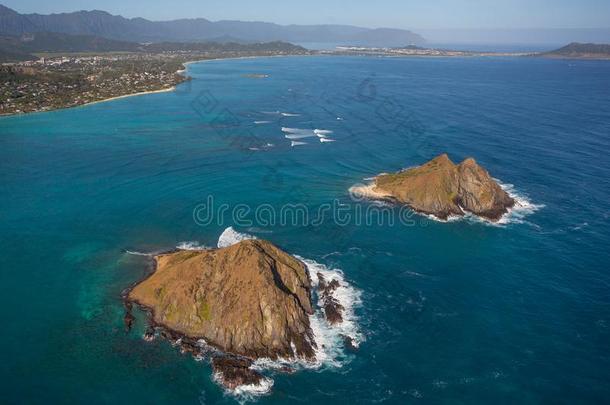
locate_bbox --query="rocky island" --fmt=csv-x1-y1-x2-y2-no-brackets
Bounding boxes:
540,43,610,60
124,238,349,392
351,154,515,221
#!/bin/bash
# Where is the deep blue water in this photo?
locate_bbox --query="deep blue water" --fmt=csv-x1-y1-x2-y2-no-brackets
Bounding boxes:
1,55,610,404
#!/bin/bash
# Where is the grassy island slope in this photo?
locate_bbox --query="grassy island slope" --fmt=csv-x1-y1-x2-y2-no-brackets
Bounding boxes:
128,239,316,361
354,154,515,221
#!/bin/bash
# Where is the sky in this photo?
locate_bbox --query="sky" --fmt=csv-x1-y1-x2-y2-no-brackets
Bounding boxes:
4,0,610,30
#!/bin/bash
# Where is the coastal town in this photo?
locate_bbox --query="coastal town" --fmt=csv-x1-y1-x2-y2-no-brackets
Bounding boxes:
0,54,188,115
332,45,531,57
0,43,311,115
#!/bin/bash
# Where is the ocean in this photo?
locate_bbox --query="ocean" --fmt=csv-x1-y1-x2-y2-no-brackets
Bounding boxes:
1,55,609,403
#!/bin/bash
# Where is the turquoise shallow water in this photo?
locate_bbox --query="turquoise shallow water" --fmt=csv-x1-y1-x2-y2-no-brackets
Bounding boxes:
1,55,610,404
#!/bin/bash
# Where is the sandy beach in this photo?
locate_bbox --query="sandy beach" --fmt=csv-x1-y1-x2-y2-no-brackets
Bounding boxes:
81,86,177,107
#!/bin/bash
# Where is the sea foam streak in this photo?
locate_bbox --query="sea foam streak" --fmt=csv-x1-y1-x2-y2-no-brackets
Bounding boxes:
291,141,307,147
125,250,154,256
177,241,210,250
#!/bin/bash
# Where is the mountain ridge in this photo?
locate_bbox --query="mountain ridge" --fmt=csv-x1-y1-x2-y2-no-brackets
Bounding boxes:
0,5,425,46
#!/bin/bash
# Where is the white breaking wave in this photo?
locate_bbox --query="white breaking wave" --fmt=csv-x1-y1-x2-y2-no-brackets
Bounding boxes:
495,181,545,225
217,226,257,248
285,134,316,140
291,141,307,147
304,257,363,348
254,120,271,124
281,127,316,136
320,138,336,143
176,241,209,250
214,372,274,403
314,129,333,136
281,112,300,117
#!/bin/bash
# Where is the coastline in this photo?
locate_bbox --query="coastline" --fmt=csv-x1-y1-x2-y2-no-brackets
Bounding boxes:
1,54,308,118
79,86,177,108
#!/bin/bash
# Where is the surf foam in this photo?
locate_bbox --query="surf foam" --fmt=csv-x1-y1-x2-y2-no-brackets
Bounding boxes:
177,241,210,250
495,180,545,225
281,127,316,136
214,372,274,403
314,129,333,136
217,227,257,248
285,134,315,140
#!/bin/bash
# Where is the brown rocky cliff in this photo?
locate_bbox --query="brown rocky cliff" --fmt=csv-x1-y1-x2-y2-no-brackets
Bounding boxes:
456,158,515,220
128,239,316,360
372,154,515,221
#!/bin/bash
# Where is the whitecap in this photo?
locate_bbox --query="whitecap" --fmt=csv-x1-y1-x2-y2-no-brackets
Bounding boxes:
217,227,257,248
254,120,271,124
281,127,316,136
281,112,300,117
314,129,334,136
319,138,336,143
285,134,316,140
291,141,307,147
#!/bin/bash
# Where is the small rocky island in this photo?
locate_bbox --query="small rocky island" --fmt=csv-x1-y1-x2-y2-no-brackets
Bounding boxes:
124,238,347,391
351,154,515,221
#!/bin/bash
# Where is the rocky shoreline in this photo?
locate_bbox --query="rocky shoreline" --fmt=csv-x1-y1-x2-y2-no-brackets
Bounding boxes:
351,154,515,222
122,239,353,393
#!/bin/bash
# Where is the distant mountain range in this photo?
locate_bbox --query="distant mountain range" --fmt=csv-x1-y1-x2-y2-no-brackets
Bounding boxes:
0,4,425,47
